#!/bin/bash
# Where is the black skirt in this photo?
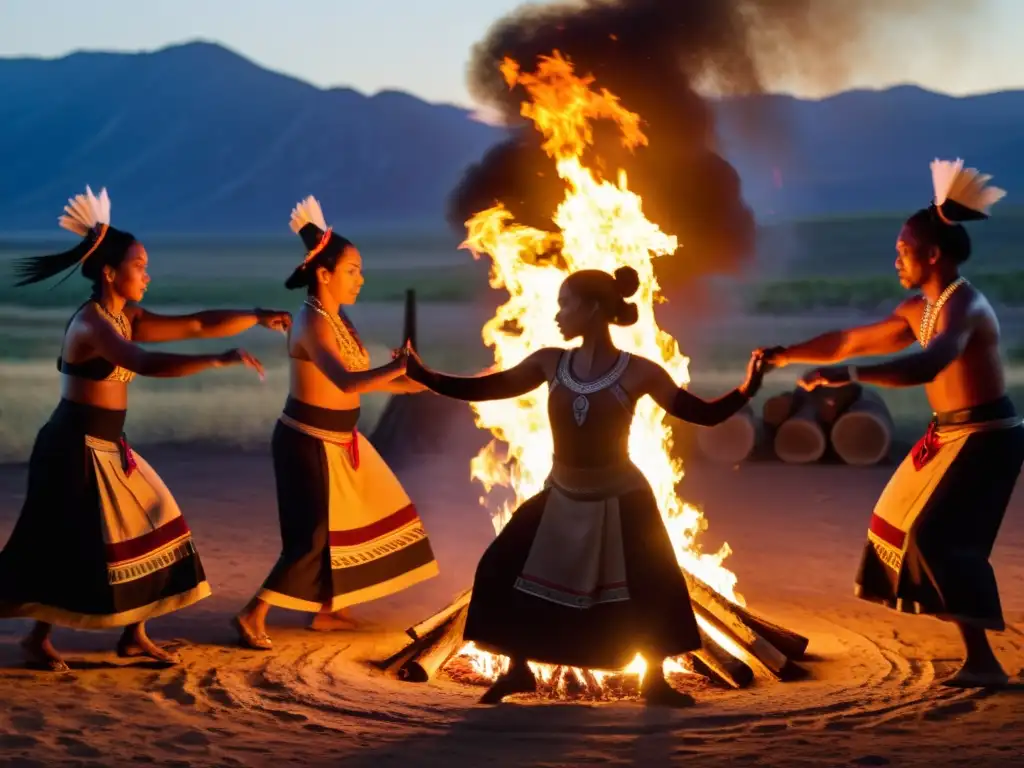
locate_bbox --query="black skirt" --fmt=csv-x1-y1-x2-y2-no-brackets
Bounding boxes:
0,399,209,628
464,481,702,670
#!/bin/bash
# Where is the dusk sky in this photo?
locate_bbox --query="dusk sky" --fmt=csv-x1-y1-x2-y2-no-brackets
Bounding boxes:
2,0,1022,106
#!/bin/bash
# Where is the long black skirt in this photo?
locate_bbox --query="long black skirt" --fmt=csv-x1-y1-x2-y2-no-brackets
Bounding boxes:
464,483,702,670
0,399,209,628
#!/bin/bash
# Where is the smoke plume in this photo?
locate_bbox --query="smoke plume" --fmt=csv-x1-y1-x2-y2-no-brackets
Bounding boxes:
450,0,982,294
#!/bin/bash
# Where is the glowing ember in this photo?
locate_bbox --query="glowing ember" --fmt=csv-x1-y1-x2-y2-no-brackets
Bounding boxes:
454,51,742,694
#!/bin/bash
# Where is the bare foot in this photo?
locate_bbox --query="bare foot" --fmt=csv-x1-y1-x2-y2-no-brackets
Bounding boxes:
117,629,181,665
642,675,696,708
943,663,1010,689
20,635,70,673
310,608,360,632
232,615,273,651
479,668,537,704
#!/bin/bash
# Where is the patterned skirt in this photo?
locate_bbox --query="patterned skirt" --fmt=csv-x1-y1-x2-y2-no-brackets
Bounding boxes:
257,398,438,612
464,460,701,670
855,397,1024,630
0,399,209,628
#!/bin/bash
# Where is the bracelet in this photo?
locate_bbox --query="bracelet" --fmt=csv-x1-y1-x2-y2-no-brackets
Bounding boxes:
848,365,859,383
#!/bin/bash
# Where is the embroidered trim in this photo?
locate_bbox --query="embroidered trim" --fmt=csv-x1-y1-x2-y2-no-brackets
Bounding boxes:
556,351,631,394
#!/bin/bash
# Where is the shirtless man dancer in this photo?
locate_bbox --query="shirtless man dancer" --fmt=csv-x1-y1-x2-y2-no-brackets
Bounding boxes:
762,159,1021,687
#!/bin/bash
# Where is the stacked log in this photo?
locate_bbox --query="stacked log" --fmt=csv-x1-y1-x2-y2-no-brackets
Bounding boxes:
762,391,798,430
766,383,893,466
773,391,827,464
695,403,760,465
375,574,809,691
830,387,894,466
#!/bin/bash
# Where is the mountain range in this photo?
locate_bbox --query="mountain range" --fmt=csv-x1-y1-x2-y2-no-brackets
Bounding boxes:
0,41,1021,233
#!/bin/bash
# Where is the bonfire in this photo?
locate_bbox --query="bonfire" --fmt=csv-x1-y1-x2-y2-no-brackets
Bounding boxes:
377,52,807,699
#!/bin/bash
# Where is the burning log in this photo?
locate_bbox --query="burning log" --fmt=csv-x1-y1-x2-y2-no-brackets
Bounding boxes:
376,572,809,690
830,387,893,466
373,590,471,682
696,403,759,464
773,397,827,464
683,574,808,662
689,628,754,689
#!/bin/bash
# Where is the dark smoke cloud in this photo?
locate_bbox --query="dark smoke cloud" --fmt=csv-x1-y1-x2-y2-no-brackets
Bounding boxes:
449,0,982,296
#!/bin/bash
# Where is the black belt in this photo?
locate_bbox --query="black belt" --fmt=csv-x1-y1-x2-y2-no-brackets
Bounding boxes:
934,396,1016,426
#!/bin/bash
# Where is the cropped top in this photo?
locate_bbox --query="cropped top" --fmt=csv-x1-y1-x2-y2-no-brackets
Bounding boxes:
57,302,135,384
298,299,370,371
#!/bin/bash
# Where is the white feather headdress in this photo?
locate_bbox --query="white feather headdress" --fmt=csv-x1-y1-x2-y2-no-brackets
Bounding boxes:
931,158,1006,221
289,195,328,234
58,185,112,236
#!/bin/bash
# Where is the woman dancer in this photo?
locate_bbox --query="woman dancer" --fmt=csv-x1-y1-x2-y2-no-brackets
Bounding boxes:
233,196,436,649
0,186,290,671
405,266,766,706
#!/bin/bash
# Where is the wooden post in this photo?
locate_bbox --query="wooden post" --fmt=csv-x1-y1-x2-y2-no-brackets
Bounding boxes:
369,288,483,466
402,288,417,349
696,403,760,464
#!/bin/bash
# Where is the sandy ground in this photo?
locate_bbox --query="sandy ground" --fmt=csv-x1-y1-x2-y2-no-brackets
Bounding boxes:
1,432,1024,767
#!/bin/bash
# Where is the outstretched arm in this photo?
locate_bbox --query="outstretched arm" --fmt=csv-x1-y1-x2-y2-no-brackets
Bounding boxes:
304,313,404,394
636,356,758,427
773,303,917,365
798,293,976,390
406,349,550,402
380,376,428,394
84,313,262,378
853,296,974,388
129,307,291,343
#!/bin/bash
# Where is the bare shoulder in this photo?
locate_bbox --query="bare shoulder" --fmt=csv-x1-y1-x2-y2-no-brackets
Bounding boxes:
963,283,999,328
893,295,924,320
291,304,322,352
73,302,105,332
123,303,144,323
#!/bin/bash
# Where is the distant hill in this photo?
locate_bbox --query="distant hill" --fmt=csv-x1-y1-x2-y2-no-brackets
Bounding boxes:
0,41,1020,232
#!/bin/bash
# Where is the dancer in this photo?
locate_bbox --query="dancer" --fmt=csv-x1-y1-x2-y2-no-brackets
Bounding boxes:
233,196,436,650
0,186,289,671
761,159,1020,688
405,266,766,706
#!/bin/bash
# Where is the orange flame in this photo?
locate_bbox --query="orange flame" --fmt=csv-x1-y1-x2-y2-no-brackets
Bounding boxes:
455,51,742,695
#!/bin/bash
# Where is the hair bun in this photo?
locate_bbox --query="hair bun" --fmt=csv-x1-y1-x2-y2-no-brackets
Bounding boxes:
613,266,640,298
613,301,639,327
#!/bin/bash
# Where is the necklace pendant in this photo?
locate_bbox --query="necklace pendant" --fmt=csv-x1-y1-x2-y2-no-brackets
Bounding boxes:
572,394,590,426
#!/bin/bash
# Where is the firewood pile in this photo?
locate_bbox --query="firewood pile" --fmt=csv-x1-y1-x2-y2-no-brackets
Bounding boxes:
688,383,894,466
373,573,809,693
